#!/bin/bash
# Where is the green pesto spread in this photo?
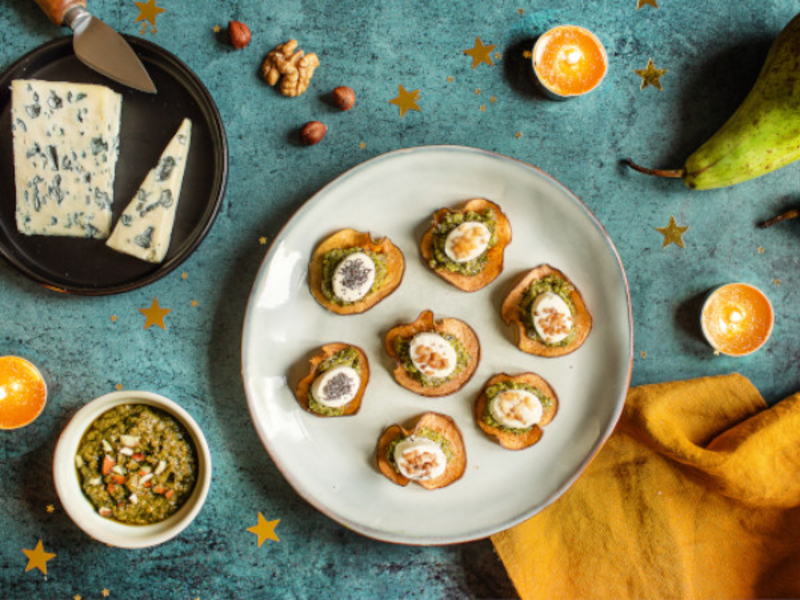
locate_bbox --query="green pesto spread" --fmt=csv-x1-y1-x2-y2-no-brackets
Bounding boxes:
320,247,387,305
385,427,453,472
520,274,577,347
482,381,553,434
394,333,470,387
75,404,197,525
428,209,497,276
308,347,363,416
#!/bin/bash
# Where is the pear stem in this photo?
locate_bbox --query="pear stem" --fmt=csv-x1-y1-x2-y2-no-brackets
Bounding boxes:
623,158,684,179
759,208,800,228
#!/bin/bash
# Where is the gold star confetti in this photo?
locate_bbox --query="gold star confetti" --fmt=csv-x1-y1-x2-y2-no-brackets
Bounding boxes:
389,85,421,118
635,58,668,91
181,272,189,280
656,215,688,248
758,246,765,254
637,0,659,8
23,540,56,575
494,52,503,60
463,36,496,69
139,297,171,330
490,96,497,103
46,505,55,513
518,8,524,15
479,104,487,112
102,590,110,598
475,88,482,95
247,513,280,547
774,278,782,286
258,236,267,245
134,0,166,32
640,351,648,358
115,383,123,391
515,131,523,139
191,300,199,308
74,595,82,600
110,314,117,323
446,76,454,83
522,49,532,59
212,24,221,33
359,141,367,149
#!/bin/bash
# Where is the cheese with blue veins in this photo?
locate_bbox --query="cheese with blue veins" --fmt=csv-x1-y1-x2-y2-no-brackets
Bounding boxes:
106,118,192,263
11,79,122,238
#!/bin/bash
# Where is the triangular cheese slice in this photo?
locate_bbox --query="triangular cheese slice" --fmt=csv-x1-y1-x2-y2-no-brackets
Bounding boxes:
106,118,192,263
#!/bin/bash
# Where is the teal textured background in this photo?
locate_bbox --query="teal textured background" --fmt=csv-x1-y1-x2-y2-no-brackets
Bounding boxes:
2,1,800,598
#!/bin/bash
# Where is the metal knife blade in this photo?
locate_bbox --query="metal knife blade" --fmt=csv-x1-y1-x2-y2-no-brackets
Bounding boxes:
33,0,156,93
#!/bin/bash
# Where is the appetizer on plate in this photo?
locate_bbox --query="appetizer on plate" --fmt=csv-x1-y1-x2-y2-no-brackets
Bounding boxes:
294,343,369,417
420,198,512,292
308,228,405,315
474,373,558,450
501,264,592,357
376,412,466,489
384,310,480,397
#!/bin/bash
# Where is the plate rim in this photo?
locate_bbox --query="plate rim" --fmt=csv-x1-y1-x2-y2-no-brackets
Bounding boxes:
241,144,634,545
0,35,229,295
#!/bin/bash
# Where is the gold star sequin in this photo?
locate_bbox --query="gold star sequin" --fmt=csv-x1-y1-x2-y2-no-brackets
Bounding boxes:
656,215,688,248
637,0,659,9
46,505,55,513
522,49,532,59
259,236,267,245
115,383,123,391
518,8,524,15
774,278,782,286
23,540,56,575
191,300,199,308
635,58,668,91
135,0,166,29
110,314,118,323
181,272,189,280
101,591,110,598
490,96,497,103
74,595,82,600
515,131,523,139
212,24,221,33
389,85,421,118
247,513,280,547
139,297,171,330
757,246,765,254
494,52,502,60
359,141,367,149
446,75,454,83
463,36,496,69
475,88,482,95
640,351,648,358
479,105,487,112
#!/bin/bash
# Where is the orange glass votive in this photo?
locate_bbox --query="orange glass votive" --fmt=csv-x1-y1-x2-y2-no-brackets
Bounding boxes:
532,25,608,99
700,283,774,357
0,356,47,429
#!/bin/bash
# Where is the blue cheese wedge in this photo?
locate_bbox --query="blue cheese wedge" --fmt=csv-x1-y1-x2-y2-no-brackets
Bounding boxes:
11,79,122,238
106,118,192,263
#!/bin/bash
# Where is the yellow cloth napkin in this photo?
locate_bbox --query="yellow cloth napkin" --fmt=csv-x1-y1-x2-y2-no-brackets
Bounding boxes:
491,374,800,599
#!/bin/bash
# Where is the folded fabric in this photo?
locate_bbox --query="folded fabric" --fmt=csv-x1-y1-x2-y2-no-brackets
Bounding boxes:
491,374,800,599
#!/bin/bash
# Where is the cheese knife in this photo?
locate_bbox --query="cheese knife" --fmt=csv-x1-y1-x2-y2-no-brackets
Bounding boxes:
33,0,157,93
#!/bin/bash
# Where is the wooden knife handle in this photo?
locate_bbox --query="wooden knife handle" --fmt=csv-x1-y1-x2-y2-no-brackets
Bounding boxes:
33,0,87,25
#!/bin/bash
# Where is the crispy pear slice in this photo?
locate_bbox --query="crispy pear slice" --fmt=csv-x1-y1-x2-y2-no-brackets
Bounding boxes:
420,198,512,292
475,372,558,450
308,228,405,315
384,310,480,397
294,343,370,417
501,264,592,357
376,412,467,489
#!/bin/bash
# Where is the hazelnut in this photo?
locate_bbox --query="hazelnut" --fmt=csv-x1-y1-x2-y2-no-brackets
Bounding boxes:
228,20,251,50
331,86,356,111
300,121,327,146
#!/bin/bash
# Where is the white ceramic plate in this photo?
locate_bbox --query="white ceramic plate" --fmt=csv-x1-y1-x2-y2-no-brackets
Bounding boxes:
241,146,632,545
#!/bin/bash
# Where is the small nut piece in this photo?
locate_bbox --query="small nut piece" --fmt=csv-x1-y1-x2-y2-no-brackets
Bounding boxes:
262,39,320,97
227,20,251,50
300,121,327,146
331,86,356,111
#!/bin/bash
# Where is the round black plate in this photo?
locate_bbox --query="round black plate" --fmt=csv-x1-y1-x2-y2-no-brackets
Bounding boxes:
0,36,228,295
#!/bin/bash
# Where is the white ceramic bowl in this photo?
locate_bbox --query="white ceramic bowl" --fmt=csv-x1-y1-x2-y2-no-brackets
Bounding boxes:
53,391,212,549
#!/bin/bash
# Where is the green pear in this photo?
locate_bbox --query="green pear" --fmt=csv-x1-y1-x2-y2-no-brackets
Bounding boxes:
626,12,800,190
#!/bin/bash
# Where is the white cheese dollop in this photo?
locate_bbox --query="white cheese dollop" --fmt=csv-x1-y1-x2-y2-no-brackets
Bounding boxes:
332,252,376,303
409,332,458,380
490,389,544,429
310,365,360,408
532,291,574,344
393,436,447,481
444,221,491,263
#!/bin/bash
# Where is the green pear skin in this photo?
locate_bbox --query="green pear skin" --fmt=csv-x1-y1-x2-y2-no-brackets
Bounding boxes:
684,13,800,189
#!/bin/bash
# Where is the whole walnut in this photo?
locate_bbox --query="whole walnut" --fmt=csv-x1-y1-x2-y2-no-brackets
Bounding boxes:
262,40,320,97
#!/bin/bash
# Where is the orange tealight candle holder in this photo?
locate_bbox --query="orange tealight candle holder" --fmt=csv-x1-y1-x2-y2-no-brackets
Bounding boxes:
700,283,774,357
532,25,608,99
0,356,47,429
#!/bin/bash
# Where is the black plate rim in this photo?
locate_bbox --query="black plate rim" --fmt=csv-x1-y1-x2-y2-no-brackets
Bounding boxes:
0,35,229,296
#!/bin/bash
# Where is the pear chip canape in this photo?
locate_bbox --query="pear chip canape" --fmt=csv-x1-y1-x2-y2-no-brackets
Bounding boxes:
501,264,592,357
475,373,558,450
376,412,467,489
308,228,405,315
384,310,480,397
420,198,512,292
294,343,370,417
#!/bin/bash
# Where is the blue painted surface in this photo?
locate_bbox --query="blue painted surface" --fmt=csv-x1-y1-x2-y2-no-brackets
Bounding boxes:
2,1,799,597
